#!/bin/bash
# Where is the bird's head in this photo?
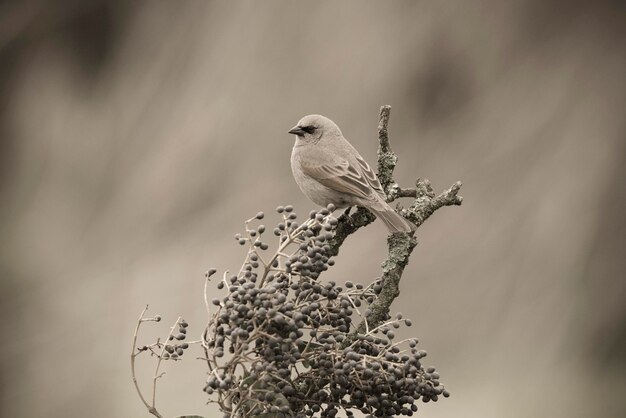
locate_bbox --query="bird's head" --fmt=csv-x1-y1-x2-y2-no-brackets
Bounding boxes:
288,114,342,143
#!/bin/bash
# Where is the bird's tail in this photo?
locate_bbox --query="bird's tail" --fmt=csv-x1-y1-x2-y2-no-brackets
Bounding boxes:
370,204,415,233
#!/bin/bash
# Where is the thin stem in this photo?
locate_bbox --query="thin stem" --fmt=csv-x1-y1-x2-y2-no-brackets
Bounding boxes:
152,316,181,414
130,305,164,418
130,305,152,412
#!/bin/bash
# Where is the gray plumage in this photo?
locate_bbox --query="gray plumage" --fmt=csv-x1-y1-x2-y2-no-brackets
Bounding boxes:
288,115,414,233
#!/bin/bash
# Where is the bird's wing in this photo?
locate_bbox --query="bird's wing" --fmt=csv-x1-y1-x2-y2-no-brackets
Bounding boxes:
354,154,385,196
300,158,380,199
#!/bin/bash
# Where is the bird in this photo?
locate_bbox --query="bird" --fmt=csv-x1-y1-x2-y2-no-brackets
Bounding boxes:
288,114,414,233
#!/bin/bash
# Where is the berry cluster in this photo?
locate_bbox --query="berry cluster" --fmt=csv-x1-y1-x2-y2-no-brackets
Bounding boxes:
202,205,448,417
162,320,190,360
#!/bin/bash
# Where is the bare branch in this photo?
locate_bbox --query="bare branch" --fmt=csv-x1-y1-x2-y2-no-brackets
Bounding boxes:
405,179,463,228
376,105,397,195
152,316,182,413
130,306,165,418
358,106,464,333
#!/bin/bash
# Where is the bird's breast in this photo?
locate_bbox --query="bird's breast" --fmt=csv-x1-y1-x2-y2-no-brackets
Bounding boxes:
290,147,351,208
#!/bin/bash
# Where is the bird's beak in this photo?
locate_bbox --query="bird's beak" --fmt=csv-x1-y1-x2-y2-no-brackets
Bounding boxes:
288,125,306,136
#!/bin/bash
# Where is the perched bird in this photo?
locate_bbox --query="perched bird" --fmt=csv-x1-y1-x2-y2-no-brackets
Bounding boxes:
289,114,414,233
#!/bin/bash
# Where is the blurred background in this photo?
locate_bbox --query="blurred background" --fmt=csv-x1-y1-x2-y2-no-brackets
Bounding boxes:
1,1,625,417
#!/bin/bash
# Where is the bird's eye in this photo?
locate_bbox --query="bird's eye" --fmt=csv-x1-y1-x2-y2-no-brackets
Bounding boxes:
302,126,316,134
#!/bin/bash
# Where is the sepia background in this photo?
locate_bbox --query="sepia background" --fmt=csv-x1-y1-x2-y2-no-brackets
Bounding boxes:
1,1,625,417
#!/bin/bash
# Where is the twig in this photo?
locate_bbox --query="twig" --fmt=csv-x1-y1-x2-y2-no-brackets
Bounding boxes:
130,306,164,418
152,316,182,414
376,105,397,195
405,179,463,228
